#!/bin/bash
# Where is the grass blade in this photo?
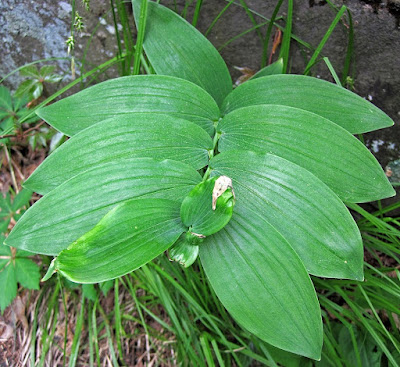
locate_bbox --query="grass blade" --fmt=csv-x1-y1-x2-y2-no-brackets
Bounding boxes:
323,57,341,85
261,0,284,68
114,278,125,362
205,0,235,37
68,295,85,367
304,5,347,75
278,0,293,73
133,0,148,75
192,0,203,27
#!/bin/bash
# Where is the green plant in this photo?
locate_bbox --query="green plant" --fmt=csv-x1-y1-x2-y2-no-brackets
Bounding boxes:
15,65,63,101
0,188,40,313
4,0,395,360
0,85,30,139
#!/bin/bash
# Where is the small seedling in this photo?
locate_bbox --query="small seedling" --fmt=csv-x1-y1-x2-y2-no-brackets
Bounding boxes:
15,65,62,101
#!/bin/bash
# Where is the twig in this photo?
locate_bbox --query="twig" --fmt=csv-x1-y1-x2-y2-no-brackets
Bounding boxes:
22,121,45,136
0,121,46,140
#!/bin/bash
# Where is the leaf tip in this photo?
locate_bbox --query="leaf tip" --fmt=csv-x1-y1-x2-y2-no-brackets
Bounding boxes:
42,258,57,282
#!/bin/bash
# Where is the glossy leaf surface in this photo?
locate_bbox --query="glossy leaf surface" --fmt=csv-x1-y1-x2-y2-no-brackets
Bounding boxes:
37,75,219,136
56,199,185,283
180,177,235,236
200,205,323,359
218,105,394,202
221,75,394,134
26,114,213,195
6,158,201,255
168,233,199,268
250,58,283,79
210,151,363,280
132,0,232,106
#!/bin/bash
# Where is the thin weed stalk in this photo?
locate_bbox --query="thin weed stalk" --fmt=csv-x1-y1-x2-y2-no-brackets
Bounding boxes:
304,5,347,75
279,0,293,73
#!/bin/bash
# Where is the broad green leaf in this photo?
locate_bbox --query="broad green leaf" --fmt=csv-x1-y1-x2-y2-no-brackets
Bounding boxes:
0,86,12,111
100,280,114,296
0,219,11,234
0,263,17,313
13,95,29,113
39,65,56,77
0,245,11,270
0,192,12,214
32,83,43,100
168,234,199,268
11,188,33,212
180,177,235,236
0,117,14,133
6,157,201,255
15,79,37,98
132,0,232,106
15,258,40,290
20,65,40,78
210,151,363,280
266,344,311,367
16,249,37,258
218,105,394,202
44,74,63,83
82,284,97,301
250,58,283,79
37,75,220,136
221,75,394,134
25,113,213,195
56,198,185,283
200,205,323,359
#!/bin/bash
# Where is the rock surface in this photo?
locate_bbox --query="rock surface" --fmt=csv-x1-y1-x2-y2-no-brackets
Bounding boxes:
1,0,399,165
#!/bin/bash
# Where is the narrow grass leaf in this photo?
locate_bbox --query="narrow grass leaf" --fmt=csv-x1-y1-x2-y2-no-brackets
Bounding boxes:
114,279,124,359
342,9,354,85
200,333,216,367
261,0,284,68
304,6,347,75
69,296,85,367
278,0,293,73
323,57,342,85
97,303,119,367
133,0,148,75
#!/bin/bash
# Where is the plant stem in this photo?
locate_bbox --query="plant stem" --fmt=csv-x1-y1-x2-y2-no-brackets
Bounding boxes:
203,129,221,181
133,0,149,75
261,0,284,68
